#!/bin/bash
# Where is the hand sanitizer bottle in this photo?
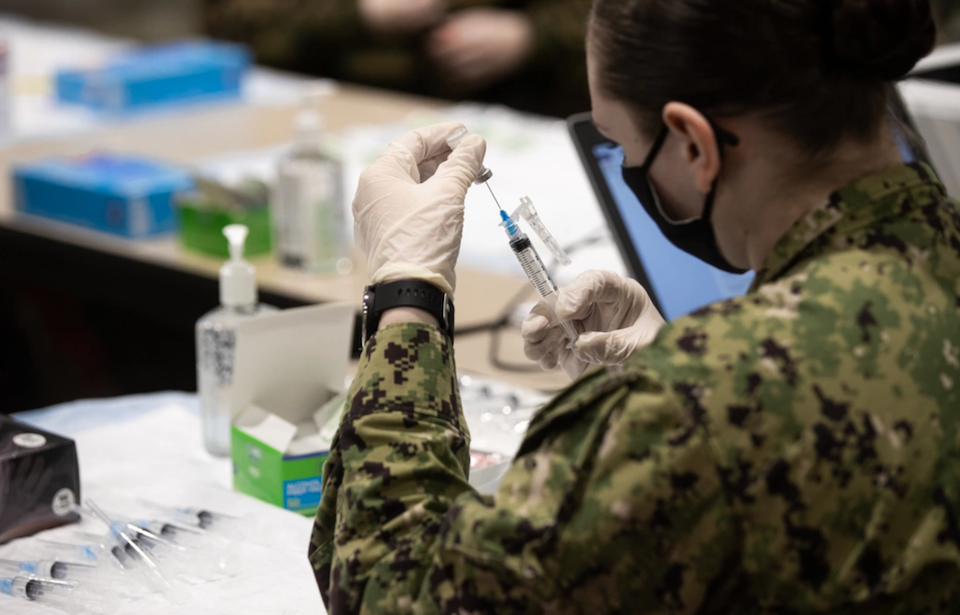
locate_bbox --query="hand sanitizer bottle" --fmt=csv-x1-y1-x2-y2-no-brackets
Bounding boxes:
196,224,276,457
272,86,351,274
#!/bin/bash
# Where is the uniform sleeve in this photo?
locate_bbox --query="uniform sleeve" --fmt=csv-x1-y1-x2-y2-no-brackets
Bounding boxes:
203,0,364,72
309,323,738,614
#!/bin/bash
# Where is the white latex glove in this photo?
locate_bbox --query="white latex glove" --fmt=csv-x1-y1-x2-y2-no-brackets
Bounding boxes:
358,0,446,35
426,9,534,90
522,270,667,379
353,122,486,295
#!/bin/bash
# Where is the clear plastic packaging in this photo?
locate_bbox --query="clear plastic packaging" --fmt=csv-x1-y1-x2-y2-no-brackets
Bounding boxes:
137,500,250,539
0,558,103,587
0,576,120,615
122,522,240,580
35,537,151,598
509,197,572,266
83,501,187,603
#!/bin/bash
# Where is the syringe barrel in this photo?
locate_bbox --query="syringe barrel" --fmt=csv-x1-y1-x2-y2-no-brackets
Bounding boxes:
509,235,559,300
539,294,580,345
43,561,102,586
508,236,579,347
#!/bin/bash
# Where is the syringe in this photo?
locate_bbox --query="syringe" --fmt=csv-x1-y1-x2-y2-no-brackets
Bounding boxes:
0,576,120,615
446,127,578,347
83,500,186,602
136,498,251,538
0,557,103,588
500,199,579,346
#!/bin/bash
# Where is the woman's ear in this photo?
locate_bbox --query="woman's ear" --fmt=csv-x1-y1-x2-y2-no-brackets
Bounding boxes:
662,102,721,194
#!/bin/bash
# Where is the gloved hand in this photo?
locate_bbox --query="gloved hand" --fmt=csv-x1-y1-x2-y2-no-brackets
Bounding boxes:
353,122,486,295
427,9,534,90
522,270,666,379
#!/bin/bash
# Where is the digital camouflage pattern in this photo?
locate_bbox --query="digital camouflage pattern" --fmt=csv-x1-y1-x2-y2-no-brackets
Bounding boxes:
203,0,592,117
310,163,960,613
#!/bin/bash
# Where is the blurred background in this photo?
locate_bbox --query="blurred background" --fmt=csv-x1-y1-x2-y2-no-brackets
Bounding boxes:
0,0,594,116
0,0,599,414
0,0,198,40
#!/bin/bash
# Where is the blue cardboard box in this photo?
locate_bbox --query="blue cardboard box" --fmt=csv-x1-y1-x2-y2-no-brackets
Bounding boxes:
56,41,251,114
13,153,195,237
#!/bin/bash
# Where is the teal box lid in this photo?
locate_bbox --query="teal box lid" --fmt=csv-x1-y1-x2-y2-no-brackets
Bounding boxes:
13,152,195,237
14,153,194,197
56,41,251,114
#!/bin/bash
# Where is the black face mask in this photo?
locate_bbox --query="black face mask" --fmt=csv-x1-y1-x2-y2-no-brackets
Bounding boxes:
621,120,748,274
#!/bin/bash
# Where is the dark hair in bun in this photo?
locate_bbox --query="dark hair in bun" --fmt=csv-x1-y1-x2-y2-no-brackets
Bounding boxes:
829,0,937,80
591,0,937,153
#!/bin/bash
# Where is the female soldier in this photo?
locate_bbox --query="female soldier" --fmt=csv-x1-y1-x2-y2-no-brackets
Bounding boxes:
310,0,960,612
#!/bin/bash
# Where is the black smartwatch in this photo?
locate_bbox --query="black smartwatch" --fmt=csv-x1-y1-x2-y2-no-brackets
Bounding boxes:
361,280,454,346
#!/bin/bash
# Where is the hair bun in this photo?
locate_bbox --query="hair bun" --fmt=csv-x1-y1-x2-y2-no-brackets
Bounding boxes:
829,0,937,80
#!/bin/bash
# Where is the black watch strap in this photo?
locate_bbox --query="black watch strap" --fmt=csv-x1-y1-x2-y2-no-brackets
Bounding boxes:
362,280,454,346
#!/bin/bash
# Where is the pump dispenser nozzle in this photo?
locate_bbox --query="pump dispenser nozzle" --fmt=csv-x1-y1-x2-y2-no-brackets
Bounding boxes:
220,224,257,308
294,83,327,146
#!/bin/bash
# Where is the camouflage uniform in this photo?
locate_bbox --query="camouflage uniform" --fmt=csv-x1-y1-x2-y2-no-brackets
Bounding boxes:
203,0,592,118
310,163,960,613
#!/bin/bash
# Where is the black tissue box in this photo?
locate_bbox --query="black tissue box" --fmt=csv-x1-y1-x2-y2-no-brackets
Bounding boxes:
0,416,81,543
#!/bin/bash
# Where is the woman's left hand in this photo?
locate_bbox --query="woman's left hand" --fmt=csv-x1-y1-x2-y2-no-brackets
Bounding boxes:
353,122,487,295
427,9,535,90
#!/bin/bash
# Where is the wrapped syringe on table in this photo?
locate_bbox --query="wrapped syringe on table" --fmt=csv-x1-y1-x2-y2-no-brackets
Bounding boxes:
0,498,247,613
0,574,120,615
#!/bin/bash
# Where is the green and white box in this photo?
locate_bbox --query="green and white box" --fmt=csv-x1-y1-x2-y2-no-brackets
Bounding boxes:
229,302,354,515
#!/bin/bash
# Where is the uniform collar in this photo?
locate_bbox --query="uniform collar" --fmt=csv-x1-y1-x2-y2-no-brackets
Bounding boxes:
750,162,946,290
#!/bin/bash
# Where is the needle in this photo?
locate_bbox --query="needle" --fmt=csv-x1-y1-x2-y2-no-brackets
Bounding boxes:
485,182,503,211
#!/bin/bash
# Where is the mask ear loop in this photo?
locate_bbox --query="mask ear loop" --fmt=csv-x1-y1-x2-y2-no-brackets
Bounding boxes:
640,124,670,170
643,124,699,226
701,118,740,223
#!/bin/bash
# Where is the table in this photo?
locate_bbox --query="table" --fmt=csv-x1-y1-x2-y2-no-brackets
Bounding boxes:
3,394,327,615
0,368,546,613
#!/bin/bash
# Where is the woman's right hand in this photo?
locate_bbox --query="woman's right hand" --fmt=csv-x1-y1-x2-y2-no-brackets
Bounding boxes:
522,270,666,379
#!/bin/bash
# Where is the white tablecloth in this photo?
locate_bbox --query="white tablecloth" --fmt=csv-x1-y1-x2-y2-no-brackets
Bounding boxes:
3,395,326,615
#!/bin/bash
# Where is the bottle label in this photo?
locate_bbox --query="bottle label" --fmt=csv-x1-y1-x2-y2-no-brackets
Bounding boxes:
516,247,558,298
199,329,236,388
